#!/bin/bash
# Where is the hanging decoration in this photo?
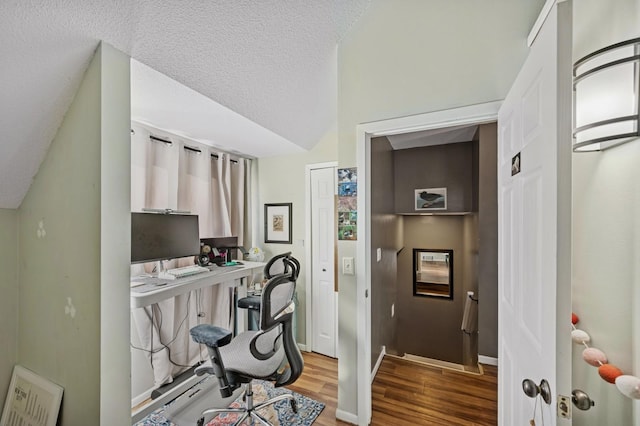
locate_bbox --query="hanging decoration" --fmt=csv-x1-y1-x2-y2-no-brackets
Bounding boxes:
571,312,640,399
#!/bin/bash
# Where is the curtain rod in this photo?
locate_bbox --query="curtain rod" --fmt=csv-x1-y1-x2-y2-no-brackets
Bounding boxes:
182,146,239,164
149,135,172,145
211,153,239,164
145,132,240,164
184,145,201,153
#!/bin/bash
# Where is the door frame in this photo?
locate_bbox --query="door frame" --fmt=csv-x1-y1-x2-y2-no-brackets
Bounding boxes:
355,101,502,424
305,161,338,353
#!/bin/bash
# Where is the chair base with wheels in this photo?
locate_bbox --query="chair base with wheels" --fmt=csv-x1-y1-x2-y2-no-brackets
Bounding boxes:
194,379,297,426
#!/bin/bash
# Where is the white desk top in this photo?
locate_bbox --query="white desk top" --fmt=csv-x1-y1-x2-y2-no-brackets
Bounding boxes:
130,261,264,309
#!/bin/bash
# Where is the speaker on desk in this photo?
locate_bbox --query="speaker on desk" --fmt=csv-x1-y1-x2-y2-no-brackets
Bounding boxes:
196,253,210,267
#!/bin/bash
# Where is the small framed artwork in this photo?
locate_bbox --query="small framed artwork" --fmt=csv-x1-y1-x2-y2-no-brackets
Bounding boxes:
1,365,64,426
511,152,521,176
415,188,447,211
264,203,292,244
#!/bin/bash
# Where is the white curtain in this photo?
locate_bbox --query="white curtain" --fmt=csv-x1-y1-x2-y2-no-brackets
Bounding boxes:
130,122,251,387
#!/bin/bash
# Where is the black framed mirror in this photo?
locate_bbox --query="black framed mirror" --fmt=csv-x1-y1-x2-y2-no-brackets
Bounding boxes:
413,248,453,299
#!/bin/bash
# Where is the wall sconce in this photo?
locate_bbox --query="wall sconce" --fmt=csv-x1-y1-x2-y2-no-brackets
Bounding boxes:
573,38,640,152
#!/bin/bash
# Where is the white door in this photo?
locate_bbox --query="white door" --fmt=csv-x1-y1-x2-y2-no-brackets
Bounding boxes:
498,2,572,425
311,167,337,358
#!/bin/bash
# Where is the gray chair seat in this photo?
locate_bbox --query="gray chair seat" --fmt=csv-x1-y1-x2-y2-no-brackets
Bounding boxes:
220,328,284,379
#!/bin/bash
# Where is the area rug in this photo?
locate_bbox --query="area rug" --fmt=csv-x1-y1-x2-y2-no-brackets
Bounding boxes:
136,379,324,426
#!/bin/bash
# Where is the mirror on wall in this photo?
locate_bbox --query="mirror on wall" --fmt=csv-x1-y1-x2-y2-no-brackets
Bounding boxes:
413,248,453,299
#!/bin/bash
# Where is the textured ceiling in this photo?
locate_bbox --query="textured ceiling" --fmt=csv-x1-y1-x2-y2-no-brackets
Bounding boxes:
0,0,370,208
131,59,304,159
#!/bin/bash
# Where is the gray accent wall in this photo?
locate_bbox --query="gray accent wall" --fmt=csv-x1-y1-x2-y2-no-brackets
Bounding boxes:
396,216,474,364
0,209,18,410
367,131,499,366
370,137,401,367
394,142,475,213
477,124,498,358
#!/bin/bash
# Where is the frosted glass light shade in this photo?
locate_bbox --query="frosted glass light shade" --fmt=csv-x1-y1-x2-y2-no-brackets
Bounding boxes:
573,38,640,151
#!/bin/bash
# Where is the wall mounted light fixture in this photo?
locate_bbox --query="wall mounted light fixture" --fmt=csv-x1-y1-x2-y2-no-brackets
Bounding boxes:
573,38,640,152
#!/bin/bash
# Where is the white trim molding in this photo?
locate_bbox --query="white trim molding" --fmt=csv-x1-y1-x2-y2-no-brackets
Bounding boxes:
479,355,499,366
356,101,501,425
336,409,359,425
371,346,386,384
528,0,557,47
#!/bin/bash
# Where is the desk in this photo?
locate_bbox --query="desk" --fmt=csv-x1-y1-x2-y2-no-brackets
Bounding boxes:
130,261,264,423
131,261,265,309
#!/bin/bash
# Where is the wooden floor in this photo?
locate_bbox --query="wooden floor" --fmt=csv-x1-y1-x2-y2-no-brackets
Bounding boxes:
288,352,497,426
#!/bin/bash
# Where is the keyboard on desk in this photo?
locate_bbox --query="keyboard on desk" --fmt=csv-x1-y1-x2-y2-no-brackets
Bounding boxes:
159,265,209,280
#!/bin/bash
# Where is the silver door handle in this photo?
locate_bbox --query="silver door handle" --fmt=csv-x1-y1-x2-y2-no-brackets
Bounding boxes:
572,389,595,411
522,379,551,404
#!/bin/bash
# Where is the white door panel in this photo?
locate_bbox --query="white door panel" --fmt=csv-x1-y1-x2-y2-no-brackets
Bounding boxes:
498,2,571,425
311,167,337,358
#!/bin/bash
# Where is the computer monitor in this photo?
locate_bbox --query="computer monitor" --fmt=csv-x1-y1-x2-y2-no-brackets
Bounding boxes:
131,212,200,264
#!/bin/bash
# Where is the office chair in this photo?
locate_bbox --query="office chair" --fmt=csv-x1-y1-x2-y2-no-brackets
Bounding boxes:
238,252,300,330
263,251,300,279
190,256,303,426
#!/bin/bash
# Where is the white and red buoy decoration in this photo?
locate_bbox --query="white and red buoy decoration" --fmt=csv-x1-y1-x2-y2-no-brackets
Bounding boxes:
571,312,640,399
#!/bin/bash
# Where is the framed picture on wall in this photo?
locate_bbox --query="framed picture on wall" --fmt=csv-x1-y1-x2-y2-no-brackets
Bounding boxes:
1,365,64,426
264,203,292,244
415,188,447,211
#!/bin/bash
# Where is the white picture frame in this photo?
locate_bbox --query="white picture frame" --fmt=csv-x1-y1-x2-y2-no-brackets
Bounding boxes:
1,365,64,426
415,187,447,211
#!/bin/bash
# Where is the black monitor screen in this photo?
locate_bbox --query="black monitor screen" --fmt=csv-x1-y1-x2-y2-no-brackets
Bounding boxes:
131,213,200,264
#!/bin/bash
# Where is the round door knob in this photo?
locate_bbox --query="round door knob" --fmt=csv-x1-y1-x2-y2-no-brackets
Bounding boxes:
522,379,539,398
522,379,552,404
572,389,595,411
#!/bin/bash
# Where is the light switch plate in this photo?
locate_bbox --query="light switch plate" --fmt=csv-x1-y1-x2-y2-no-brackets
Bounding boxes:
376,248,382,262
343,257,354,275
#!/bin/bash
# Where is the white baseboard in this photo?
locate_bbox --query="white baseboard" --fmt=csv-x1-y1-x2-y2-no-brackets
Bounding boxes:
131,387,154,408
336,409,359,425
297,343,308,352
371,345,386,383
479,355,498,366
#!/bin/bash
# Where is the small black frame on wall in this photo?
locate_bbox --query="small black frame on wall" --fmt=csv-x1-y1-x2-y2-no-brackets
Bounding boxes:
413,248,454,299
264,203,292,244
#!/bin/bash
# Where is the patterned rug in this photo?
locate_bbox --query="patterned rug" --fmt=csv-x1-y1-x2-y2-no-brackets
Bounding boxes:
137,379,324,426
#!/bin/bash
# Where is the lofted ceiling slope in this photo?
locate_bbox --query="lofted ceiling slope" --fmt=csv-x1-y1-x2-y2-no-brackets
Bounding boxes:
0,0,370,209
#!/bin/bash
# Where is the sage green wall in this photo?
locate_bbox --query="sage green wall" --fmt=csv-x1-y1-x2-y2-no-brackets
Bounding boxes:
17,43,130,424
336,1,544,417
572,1,639,425
256,125,338,345
98,43,131,425
0,209,18,411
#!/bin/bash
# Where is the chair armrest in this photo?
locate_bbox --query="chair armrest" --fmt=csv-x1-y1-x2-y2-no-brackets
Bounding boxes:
189,325,235,397
190,324,232,347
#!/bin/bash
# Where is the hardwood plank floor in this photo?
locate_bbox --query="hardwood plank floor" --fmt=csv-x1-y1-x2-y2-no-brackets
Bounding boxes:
289,352,497,425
